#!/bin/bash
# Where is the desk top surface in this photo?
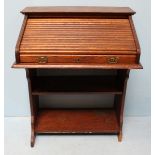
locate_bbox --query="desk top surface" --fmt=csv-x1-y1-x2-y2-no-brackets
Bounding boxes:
21,6,135,15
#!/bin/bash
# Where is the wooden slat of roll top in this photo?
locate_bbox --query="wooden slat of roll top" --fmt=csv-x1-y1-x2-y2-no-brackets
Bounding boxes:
20,18,136,54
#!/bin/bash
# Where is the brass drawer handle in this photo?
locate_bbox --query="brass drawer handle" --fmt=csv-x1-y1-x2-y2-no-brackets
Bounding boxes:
108,57,119,64
37,56,48,64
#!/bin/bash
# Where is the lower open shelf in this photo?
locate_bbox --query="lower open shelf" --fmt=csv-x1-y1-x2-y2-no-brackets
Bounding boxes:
35,109,119,134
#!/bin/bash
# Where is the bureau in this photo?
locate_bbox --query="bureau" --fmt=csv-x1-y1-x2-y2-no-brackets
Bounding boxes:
12,6,142,147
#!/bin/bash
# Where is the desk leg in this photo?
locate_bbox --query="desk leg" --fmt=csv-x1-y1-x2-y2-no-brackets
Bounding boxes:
118,130,122,142
26,69,39,147
114,69,130,142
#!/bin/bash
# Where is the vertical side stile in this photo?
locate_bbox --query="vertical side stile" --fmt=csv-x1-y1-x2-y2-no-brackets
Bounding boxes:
114,69,130,141
26,69,38,147
15,15,28,63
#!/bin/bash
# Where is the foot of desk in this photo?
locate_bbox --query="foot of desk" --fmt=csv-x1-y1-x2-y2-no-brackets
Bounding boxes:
118,131,122,142
31,132,36,147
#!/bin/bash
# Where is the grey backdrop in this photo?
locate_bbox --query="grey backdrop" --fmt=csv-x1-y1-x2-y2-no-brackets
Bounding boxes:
4,0,151,116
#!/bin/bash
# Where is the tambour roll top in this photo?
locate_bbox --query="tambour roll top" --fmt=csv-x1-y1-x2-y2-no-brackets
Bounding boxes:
13,6,142,69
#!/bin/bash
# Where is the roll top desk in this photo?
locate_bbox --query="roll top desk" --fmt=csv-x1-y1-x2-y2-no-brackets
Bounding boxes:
12,6,142,147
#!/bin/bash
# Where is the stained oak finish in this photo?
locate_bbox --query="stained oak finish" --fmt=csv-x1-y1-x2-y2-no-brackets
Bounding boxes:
13,6,142,68
25,68,131,147
26,69,39,147
20,55,137,64
20,18,136,53
12,7,142,147
35,109,119,133
12,62,142,69
21,6,135,15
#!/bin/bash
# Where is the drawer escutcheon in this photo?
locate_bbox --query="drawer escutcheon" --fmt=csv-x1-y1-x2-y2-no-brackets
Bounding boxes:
75,58,80,63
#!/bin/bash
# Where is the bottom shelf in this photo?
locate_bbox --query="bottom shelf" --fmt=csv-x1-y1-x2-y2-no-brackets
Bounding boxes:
35,109,119,134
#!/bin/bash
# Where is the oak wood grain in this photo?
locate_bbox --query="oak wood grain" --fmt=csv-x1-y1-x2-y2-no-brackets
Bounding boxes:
12,7,142,146
13,7,142,69
21,6,135,15
35,109,119,133
20,18,136,54
20,54,137,65
12,62,143,69
15,15,28,62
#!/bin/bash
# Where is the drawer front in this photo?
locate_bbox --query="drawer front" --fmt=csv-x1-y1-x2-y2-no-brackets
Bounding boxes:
20,55,137,64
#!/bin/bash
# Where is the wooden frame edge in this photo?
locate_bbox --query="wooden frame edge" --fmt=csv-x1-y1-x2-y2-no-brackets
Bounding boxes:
12,62,143,69
15,15,28,63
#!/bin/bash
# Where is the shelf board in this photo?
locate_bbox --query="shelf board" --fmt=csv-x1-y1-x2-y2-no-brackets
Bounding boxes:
31,76,122,94
35,108,119,134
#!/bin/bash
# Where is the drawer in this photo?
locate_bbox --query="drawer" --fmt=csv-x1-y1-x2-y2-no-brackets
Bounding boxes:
20,54,137,64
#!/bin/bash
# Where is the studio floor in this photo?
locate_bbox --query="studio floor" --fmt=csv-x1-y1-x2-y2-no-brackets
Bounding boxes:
5,116,150,155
